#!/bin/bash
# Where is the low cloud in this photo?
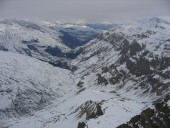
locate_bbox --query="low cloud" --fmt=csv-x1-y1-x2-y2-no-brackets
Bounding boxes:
0,0,170,23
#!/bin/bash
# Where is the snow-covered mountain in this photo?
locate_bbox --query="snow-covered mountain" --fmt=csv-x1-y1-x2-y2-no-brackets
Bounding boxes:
0,20,89,69
71,17,170,127
41,21,117,49
0,51,149,128
73,17,170,97
0,19,110,69
117,93,170,128
0,19,69,52
44,23,99,49
0,17,170,128
0,19,76,69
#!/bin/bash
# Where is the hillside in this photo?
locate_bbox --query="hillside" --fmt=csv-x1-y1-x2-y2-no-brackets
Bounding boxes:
0,17,170,128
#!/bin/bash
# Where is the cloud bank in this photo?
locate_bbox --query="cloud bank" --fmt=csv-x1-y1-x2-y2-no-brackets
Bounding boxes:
0,0,170,23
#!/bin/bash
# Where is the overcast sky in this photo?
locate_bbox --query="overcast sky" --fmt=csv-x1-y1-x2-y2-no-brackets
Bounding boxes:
0,0,170,23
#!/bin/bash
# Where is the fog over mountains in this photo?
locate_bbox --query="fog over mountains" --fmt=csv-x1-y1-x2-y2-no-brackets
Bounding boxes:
0,0,170,22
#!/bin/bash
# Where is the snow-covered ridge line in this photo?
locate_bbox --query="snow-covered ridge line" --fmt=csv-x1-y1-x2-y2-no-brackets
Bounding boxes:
0,17,170,128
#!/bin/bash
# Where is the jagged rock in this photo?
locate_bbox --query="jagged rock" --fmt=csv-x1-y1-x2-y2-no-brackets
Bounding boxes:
0,46,8,51
77,122,88,128
74,100,104,120
117,94,170,128
129,40,142,56
97,74,108,85
77,81,84,88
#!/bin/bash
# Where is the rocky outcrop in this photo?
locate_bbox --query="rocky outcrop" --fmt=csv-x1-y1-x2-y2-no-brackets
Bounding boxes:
77,122,88,128
73,100,104,120
117,94,170,128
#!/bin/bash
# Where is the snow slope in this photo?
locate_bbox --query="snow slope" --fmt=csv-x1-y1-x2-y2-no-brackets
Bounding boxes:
0,51,151,128
72,17,170,97
0,17,170,128
0,19,74,69
1,85,150,128
0,51,75,120
0,19,69,52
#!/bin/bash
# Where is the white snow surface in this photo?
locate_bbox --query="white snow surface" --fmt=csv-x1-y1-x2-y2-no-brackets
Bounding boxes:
1,17,170,128
0,19,70,54
0,51,75,113
0,51,151,128
109,17,170,57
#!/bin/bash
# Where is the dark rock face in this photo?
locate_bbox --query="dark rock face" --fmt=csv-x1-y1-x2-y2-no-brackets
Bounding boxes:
45,46,63,57
27,45,38,52
117,94,170,128
22,39,39,44
22,48,32,57
160,57,170,70
129,40,142,56
0,46,8,51
120,39,130,54
97,74,108,85
47,60,73,70
77,81,84,88
119,39,143,64
66,48,84,59
105,33,126,50
77,122,87,128
44,45,83,59
74,101,104,120
126,56,152,76
86,33,170,96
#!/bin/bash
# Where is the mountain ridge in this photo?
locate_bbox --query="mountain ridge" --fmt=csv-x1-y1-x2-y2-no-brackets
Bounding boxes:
0,17,170,128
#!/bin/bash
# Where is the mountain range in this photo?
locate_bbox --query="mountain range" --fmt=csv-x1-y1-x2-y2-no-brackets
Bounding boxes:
0,17,170,128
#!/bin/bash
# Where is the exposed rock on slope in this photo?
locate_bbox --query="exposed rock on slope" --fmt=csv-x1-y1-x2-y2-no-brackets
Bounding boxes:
74,100,104,120
0,51,75,119
73,17,170,98
117,94,170,128
0,17,170,128
0,19,78,69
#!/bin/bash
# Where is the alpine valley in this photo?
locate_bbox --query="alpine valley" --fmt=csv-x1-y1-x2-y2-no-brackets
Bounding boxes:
0,17,170,128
